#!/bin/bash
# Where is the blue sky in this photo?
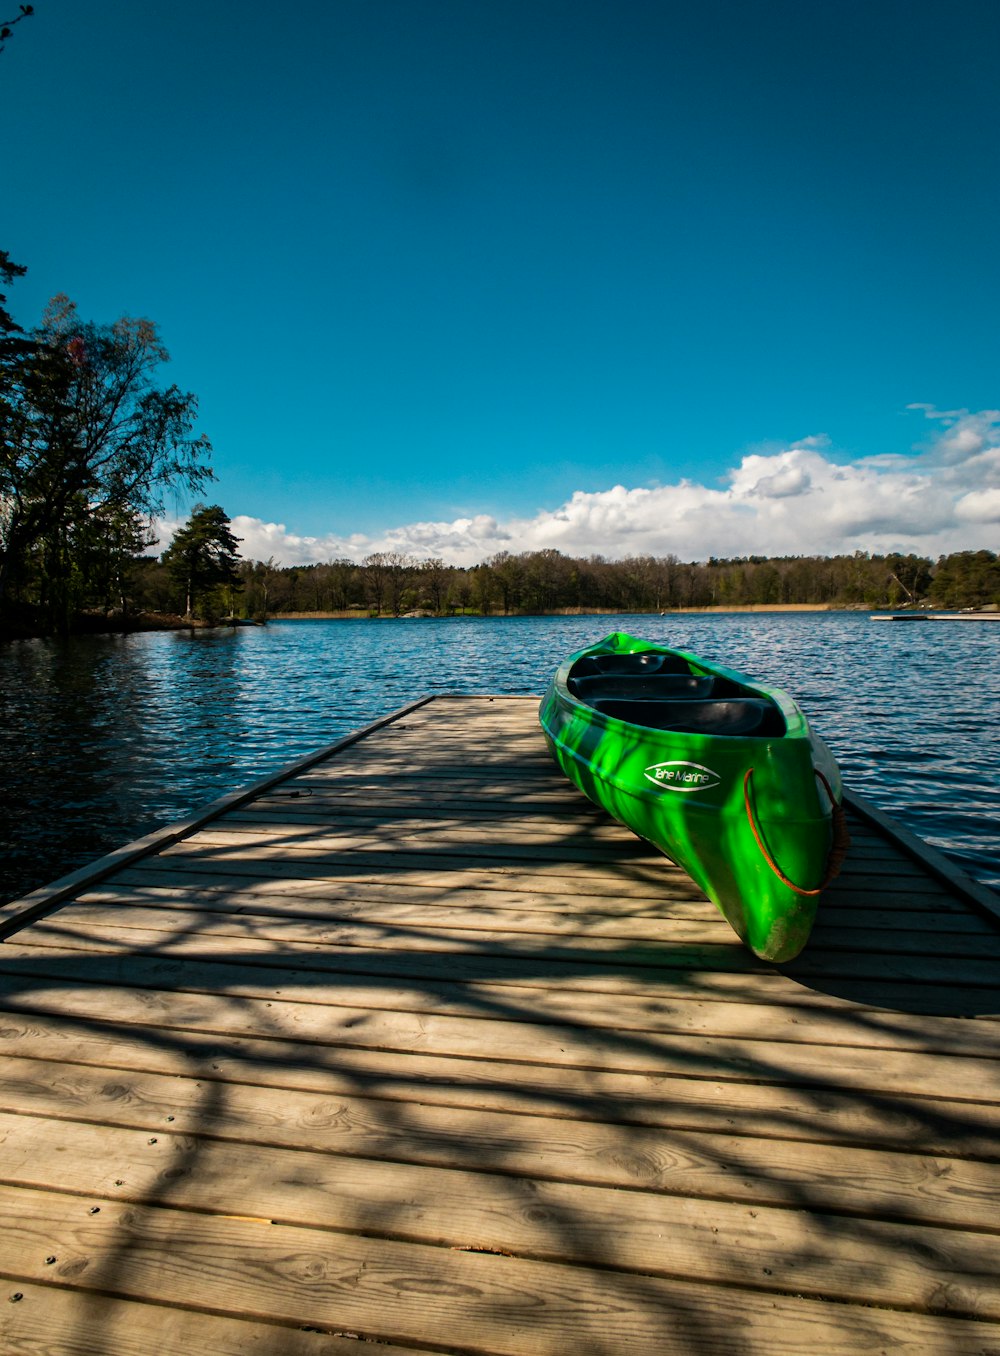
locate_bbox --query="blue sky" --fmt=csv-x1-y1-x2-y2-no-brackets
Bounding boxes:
3,0,999,564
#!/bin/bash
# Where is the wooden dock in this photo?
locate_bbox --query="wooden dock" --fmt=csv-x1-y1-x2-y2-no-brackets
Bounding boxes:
0,694,998,1354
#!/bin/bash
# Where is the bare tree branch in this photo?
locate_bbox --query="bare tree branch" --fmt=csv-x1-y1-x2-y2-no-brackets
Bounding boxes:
0,5,34,56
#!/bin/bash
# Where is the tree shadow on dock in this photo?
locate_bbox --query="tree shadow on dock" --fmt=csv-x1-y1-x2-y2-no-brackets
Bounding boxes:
1,767,999,1350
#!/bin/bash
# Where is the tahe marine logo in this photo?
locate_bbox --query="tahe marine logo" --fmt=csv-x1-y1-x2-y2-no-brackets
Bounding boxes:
644,761,721,793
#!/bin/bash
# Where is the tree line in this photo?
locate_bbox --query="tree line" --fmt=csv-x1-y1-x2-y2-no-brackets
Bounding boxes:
6,438,998,632
124,542,995,622
227,547,998,618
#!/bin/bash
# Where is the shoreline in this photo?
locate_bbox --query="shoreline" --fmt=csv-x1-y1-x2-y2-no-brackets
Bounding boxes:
8,601,995,640
271,603,850,620
0,611,248,642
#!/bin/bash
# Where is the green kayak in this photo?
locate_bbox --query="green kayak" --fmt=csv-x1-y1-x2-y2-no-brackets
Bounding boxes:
538,631,848,962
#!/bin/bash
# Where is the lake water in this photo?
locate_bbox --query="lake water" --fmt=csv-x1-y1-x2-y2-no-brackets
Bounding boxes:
1,612,997,905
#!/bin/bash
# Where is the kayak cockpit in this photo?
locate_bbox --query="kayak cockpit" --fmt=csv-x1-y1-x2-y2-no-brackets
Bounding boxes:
584,696,786,736
572,651,693,676
569,673,717,700
566,651,787,737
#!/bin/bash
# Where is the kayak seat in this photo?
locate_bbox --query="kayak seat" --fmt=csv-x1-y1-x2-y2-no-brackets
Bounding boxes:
586,652,694,676
590,697,786,737
569,674,716,701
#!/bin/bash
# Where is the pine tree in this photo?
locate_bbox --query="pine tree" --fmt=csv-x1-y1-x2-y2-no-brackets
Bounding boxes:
162,504,242,620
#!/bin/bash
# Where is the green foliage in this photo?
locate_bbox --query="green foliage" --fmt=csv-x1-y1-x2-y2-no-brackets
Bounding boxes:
929,551,1000,609
1,277,213,633
161,504,242,620
0,249,27,335
244,548,999,617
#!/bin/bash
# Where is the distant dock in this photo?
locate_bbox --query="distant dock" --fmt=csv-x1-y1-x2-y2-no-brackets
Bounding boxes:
1,695,999,1354
871,611,1000,621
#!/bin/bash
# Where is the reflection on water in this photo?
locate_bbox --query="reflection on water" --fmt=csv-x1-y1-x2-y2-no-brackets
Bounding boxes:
1,612,997,904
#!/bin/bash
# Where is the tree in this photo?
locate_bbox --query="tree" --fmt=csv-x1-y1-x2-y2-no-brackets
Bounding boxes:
238,555,280,620
1,291,213,630
0,249,27,337
471,562,496,614
74,503,157,618
521,549,574,612
885,553,933,606
362,552,389,614
326,557,362,610
162,504,242,619
0,5,34,56
418,557,451,615
487,551,523,614
380,551,414,616
930,551,1000,609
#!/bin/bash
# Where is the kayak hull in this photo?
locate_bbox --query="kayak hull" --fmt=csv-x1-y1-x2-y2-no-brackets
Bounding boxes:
538,632,843,963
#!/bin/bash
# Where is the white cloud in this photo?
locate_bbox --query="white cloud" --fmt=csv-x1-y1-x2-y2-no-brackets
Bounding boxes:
747,460,813,500
908,404,1000,465
154,408,1000,566
224,512,509,568
955,488,1000,524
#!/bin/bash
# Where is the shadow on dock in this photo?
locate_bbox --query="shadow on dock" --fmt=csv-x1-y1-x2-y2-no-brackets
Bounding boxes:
0,696,998,1352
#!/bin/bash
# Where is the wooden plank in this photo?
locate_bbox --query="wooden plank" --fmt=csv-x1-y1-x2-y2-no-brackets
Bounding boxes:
245,791,610,816
152,841,685,894
69,886,734,931
37,899,1000,962
9,911,1000,1057
119,844,969,907
13,914,1000,1053
281,765,574,786
0,1283,435,1356
167,818,1000,919
184,823,659,865
65,882,1000,937
5,924,989,1019
222,809,631,841
161,831,661,870
3,1016,999,1156
845,790,1000,926
1,1185,997,1354
0,964,997,1102
12,910,1000,988
1,1111,998,1320
0,1064,997,1230
102,866,707,907
16,910,762,965
151,838,972,905
224,803,939,868
100,863,979,916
